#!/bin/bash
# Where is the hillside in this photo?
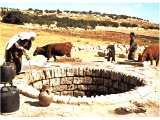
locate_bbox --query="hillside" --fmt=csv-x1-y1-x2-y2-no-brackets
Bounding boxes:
51,11,159,30
0,8,159,58
0,7,159,30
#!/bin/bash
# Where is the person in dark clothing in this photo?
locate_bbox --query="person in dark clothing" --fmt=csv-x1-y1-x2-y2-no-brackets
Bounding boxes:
126,32,137,60
5,32,36,74
105,45,115,62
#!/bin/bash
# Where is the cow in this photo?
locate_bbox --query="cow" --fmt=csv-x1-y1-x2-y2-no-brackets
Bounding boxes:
105,45,115,62
33,42,72,61
138,45,159,66
138,53,150,62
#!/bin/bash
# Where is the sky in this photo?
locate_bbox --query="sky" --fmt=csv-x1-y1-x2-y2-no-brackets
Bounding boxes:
0,0,160,23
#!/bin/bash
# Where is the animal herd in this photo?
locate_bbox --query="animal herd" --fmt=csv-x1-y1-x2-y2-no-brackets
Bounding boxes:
33,42,159,66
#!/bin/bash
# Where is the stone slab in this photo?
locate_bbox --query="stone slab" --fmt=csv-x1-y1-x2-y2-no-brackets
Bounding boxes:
117,60,147,67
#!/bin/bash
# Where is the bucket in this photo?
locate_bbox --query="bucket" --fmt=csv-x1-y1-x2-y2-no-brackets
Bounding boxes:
0,62,16,83
0,85,20,113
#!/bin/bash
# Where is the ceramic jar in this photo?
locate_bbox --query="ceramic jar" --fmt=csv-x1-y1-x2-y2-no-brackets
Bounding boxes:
38,85,53,107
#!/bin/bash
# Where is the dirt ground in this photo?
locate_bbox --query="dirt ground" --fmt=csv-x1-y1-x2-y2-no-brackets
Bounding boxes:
0,23,159,118
0,50,160,117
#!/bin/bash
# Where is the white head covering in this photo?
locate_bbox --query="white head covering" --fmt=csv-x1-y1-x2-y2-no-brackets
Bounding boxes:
6,32,37,50
6,35,21,50
29,32,36,38
19,32,31,40
18,32,36,40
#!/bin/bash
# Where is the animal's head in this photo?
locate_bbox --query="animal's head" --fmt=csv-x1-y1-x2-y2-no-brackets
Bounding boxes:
140,47,149,62
33,47,44,56
105,45,115,55
141,54,147,62
107,45,115,50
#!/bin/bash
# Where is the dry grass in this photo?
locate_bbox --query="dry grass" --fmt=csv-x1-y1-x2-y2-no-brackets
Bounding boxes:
0,22,108,63
0,22,158,64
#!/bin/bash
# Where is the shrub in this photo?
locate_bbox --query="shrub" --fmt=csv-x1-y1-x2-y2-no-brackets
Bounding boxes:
45,10,56,13
119,15,131,19
88,10,92,14
64,10,70,13
81,11,88,14
120,22,132,27
111,22,119,27
57,9,62,14
147,25,159,30
132,16,144,21
30,15,56,25
132,24,138,27
34,9,43,14
98,21,119,27
92,12,101,15
2,11,29,24
70,11,79,14
1,7,8,16
88,20,97,29
107,14,117,19
28,8,33,11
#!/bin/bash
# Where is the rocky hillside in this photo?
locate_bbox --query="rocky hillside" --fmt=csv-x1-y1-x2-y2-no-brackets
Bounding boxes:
0,7,159,47
0,7,159,30
53,11,159,30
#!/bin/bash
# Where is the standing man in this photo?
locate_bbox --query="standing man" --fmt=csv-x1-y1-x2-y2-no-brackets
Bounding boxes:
5,32,37,74
126,32,137,60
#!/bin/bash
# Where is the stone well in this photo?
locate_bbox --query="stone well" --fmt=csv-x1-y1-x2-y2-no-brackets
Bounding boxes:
14,65,153,105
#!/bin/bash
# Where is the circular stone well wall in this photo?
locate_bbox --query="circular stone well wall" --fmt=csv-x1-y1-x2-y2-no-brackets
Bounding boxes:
26,67,144,98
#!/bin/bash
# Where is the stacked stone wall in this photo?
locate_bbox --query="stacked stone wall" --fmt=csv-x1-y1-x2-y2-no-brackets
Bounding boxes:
27,67,144,97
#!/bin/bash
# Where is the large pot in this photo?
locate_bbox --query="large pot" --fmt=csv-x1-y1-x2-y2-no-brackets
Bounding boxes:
38,85,53,107
0,85,20,113
0,62,16,83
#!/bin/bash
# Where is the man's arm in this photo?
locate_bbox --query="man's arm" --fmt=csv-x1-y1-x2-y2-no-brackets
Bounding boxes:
126,41,135,53
15,42,30,60
15,42,25,51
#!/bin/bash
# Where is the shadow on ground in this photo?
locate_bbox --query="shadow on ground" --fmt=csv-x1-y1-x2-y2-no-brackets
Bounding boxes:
25,101,42,107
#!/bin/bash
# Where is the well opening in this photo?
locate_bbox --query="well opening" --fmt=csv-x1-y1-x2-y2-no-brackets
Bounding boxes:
28,67,145,98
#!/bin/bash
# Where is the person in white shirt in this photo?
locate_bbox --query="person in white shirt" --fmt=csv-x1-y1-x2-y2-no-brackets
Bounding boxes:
5,32,36,74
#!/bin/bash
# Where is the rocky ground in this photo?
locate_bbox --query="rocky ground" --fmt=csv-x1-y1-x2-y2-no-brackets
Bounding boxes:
0,50,159,117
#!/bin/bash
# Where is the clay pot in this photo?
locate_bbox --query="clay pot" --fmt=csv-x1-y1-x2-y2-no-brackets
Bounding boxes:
38,85,53,107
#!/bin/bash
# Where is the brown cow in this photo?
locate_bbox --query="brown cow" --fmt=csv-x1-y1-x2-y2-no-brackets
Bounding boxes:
139,45,159,66
33,42,72,61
